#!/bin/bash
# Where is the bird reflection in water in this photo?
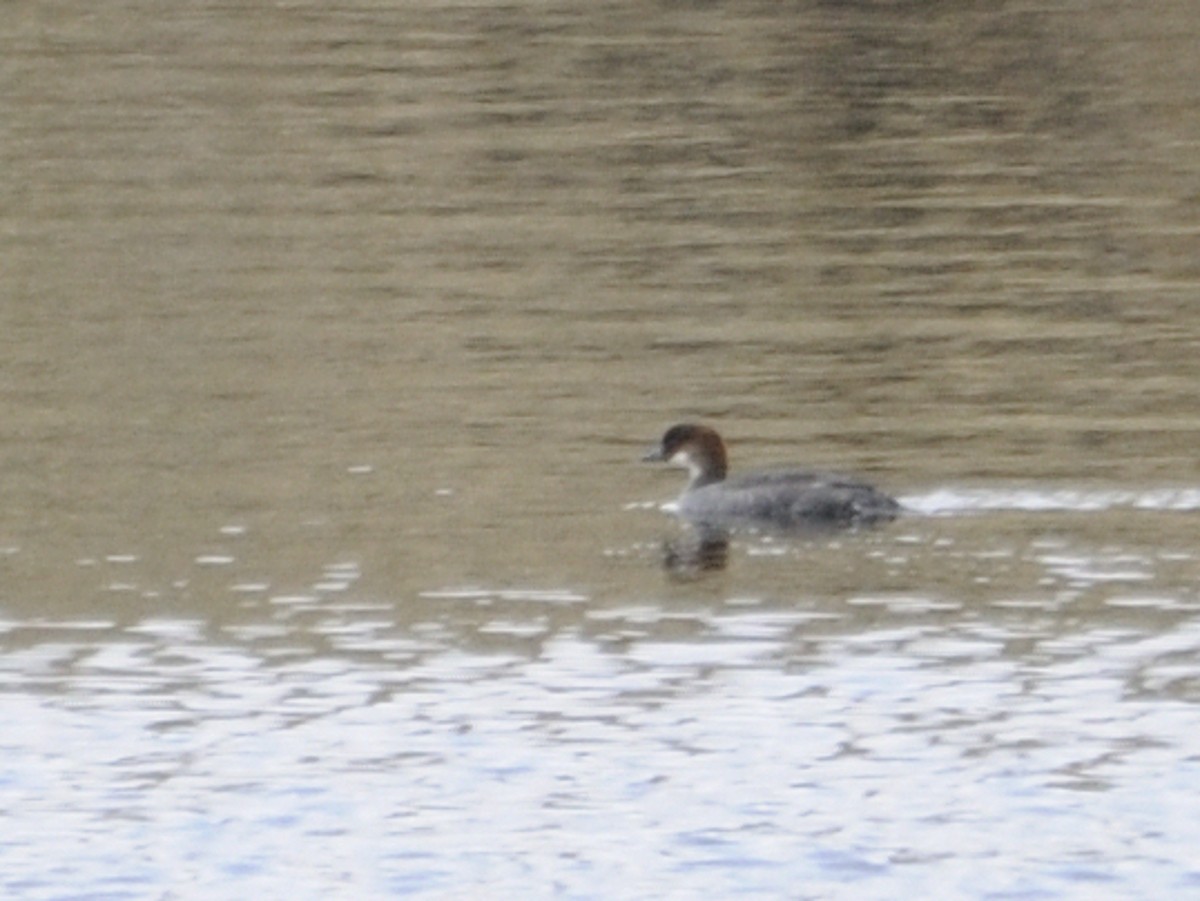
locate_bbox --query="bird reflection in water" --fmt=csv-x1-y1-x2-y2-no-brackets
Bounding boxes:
661,529,730,577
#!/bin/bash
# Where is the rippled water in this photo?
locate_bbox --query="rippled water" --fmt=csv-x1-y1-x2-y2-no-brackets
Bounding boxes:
5,0,1200,898
5,492,1200,898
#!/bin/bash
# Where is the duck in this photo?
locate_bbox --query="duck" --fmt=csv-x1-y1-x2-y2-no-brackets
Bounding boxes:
643,423,900,532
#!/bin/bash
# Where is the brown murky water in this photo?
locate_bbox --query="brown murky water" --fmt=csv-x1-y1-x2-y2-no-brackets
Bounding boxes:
4,1,1200,896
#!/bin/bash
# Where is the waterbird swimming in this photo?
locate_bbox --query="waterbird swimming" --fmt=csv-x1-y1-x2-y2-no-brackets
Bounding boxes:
643,423,900,532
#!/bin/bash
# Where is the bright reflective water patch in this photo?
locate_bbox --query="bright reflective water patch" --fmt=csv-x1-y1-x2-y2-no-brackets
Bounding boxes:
3,541,1200,899
905,487,1200,516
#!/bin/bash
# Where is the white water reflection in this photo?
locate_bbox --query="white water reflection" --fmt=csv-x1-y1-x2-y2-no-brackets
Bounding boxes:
906,487,1200,516
4,547,1200,899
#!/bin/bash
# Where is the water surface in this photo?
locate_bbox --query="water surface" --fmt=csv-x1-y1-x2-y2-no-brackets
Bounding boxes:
4,1,1200,897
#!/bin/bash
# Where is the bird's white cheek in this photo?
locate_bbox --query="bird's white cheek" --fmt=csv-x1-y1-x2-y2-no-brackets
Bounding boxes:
669,450,702,481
